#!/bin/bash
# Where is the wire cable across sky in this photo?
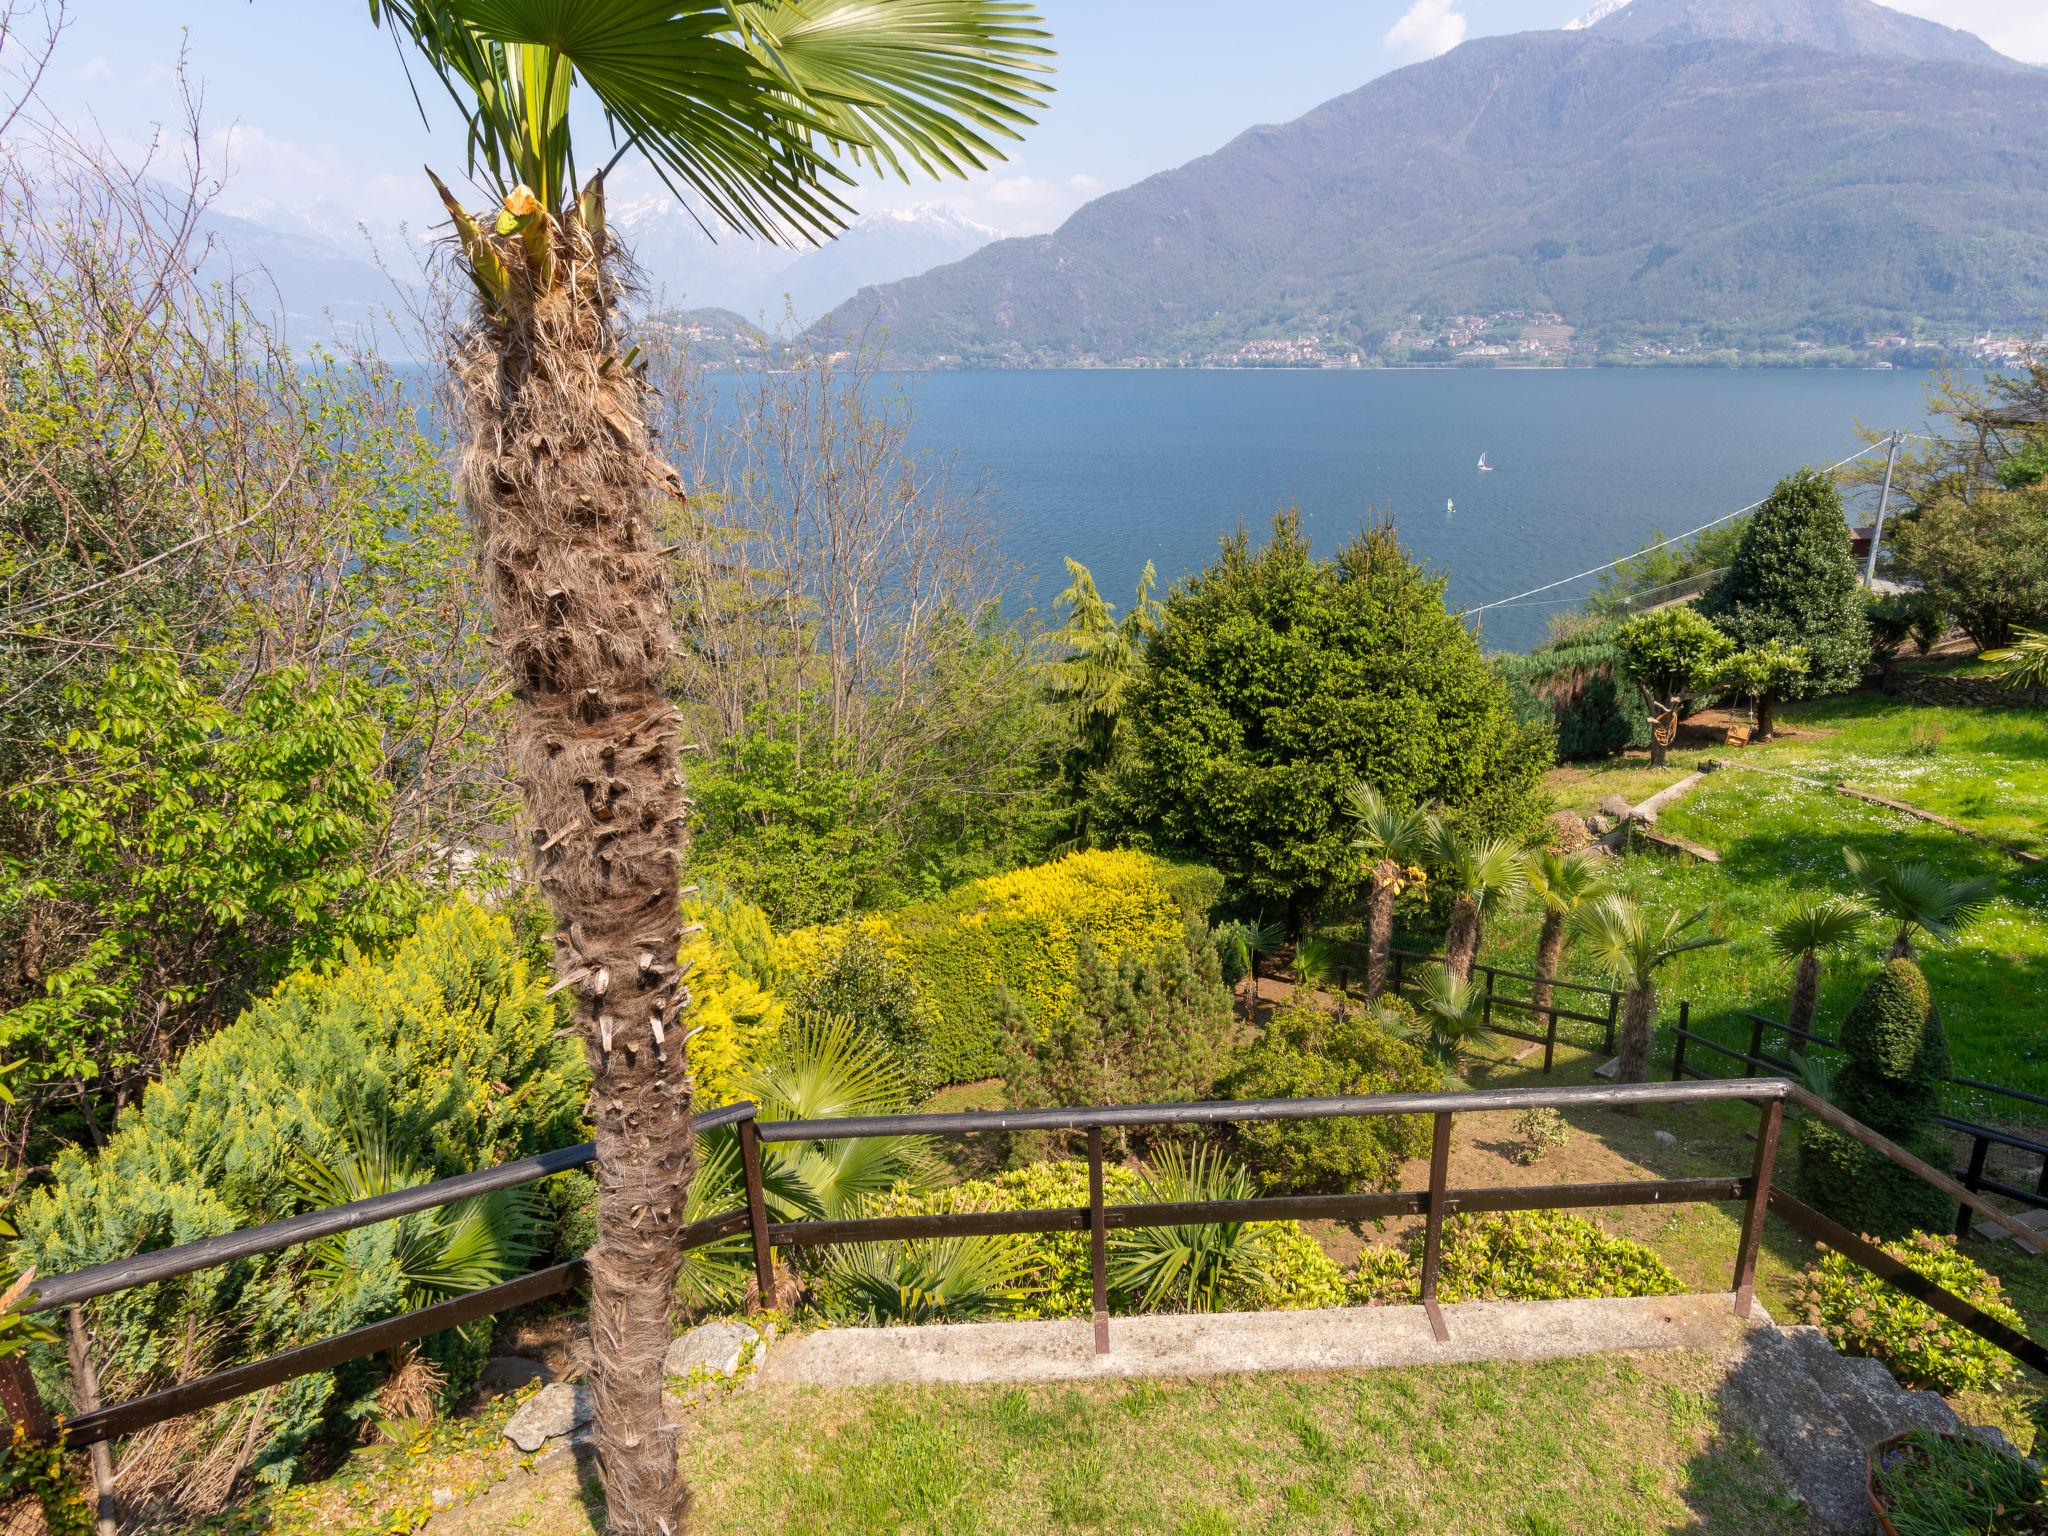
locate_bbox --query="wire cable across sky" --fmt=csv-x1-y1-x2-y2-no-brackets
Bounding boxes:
1458,439,1894,619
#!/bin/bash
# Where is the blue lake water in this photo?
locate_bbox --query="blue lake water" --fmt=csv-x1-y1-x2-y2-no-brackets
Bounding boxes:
894,368,1941,653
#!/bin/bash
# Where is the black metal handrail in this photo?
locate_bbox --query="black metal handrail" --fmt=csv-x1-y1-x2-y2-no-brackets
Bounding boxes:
10,1077,2044,1458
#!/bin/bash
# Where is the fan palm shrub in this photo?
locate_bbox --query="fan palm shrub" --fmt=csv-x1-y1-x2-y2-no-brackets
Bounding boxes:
1408,964,1496,1079
812,1214,1039,1325
358,5,1050,1525
1982,626,2048,691
1842,847,1997,959
1572,895,1723,1085
1423,819,1527,982
1767,896,1868,1040
1213,914,1283,1014
1107,1144,1271,1313
1521,848,1607,1036
1345,782,1429,999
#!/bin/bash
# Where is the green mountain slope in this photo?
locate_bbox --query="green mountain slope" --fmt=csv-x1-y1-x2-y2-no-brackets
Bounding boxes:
826,16,2048,365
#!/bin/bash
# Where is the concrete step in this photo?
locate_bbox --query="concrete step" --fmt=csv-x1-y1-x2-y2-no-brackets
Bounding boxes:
1781,1324,1960,1442
1722,1325,1873,1535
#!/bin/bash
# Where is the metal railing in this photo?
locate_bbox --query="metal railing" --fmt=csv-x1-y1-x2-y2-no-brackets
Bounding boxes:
7,1079,2045,1461
1379,947,1622,1069
1668,1010,2048,1241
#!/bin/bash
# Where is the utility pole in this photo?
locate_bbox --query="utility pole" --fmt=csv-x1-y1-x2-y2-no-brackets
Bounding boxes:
1863,429,1902,588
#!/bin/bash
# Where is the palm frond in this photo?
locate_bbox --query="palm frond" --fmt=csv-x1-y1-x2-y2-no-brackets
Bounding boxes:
1421,818,1526,910
1766,896,1869,963
1408,964,1494,1072
1107,1143,1268,1314
1346,782,1430,866
1843,847,1998,948
1572,894,1722,988
1522,848,1608,914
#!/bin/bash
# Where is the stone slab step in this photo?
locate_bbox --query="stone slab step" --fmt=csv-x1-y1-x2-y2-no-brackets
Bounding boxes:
1722,1325,1872,1535
1781,1324,1960,1443
763,1293,1752,1390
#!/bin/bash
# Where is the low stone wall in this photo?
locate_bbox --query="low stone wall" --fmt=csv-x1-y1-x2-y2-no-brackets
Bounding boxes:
1881,671,2046,710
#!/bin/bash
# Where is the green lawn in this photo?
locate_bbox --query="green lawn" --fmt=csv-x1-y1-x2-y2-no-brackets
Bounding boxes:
421,1352,1804,1536
1494,696,2048,1100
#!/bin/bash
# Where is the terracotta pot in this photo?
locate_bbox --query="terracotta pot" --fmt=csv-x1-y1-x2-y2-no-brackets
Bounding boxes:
1866,1428,1961,1536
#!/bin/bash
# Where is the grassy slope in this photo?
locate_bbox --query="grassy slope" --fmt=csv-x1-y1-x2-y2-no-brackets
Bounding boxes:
1497,695,2048,1098
419,1352,1803,1536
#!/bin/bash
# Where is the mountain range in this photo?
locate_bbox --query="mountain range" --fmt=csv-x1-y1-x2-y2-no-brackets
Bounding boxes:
821,0,2048,366
202,193,1001,355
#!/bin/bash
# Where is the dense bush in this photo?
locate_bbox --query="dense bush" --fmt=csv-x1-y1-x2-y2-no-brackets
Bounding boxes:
677,896,789,1108
15,902,584,1483
787,927,937,1098
1698,469,1869,696
1002,924,1234,1148
870,1160,1344,1320
1347,1210,1682,1305
1218,1003,1436,1194
1511,1107,1571,1165
1494,634,1638,761
1105,512,1550,916
1613,605,1733,706
1789,1234,2020,1394
1796,959,1954,1238
1889,480,2048,650
790,849,1206,1086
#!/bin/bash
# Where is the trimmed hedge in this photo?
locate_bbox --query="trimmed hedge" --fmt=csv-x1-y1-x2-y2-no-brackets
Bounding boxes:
787,850,1218,1086
1348,1210,1683,1305
1789,1233,2021,1394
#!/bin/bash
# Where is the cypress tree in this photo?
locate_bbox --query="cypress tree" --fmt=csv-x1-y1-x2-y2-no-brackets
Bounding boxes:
1698,470,1867,697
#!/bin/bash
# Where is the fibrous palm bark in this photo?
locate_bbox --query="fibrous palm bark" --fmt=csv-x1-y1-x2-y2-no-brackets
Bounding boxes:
451,193,695,1532
1531,910,1568,1035
1365,861,1398,999
1615,982,1657,1086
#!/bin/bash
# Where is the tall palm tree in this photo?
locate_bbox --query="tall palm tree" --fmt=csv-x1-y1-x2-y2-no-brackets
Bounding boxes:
1345,781,1429,999
362,8,1051,1529
1423,818,1527,983
1767,896,1867,1040
1842,847,1998,959
1521,848,1607,1036
1573,894,1723,1085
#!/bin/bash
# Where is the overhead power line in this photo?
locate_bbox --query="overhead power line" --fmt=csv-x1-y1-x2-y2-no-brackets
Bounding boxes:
1460,439,1892,619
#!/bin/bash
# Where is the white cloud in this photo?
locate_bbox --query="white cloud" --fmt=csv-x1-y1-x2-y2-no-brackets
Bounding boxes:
72,55,114,84
1384,0,1468,62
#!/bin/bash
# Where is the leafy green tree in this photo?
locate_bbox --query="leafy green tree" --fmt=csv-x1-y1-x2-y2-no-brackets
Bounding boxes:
1109,513,1548,924
1613,606,1733,766
360,5,1053,1518
1522,848,1607,1035
1717,640,1809,739
1572,895,1723,1084
1697,470,1869,696
1001,926,1235,1155
1768,896,1868,1040
1796,958,1954,1238
1889,482,2048,650
1345,781,1430,999
1,650,419,1158
1842,847,1997,960
1041,558,1161,847
1422,819,1527,982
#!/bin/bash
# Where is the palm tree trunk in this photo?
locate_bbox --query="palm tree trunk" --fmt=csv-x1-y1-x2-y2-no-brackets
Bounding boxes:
1366,864,1396,999
453,232,694,1535
1532,912,1566,1033
1444,899,1480,983
1786,952,1820,1039
1616,981,1657,1085
1889,929,1915,961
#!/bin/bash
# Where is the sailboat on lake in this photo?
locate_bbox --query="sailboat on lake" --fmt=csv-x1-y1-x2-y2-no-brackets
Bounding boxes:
1477,452,1493,472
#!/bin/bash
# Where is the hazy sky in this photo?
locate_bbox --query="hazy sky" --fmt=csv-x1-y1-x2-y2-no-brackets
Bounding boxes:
26,1,2048,239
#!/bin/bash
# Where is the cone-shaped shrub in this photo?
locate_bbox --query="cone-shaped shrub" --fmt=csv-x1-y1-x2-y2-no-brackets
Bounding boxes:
1796,958,1953,1238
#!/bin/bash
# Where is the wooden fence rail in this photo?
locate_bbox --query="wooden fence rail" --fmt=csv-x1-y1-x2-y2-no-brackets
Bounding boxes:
6,1080,2045,1467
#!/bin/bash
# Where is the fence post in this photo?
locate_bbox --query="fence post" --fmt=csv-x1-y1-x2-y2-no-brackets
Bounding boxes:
1732,1095,1786,1317
0,1353,53,1446
66,1306,118,1536
1542,1008,1559,1076
1670,1001,1690,1083
1481,967,1496,1028
1746,1015,1767,1077
1087,1126,1110,1355
1604,991,1619,1055
1419,1112,1453,1342
736,1110,777,1309
1953,1136,1991,1241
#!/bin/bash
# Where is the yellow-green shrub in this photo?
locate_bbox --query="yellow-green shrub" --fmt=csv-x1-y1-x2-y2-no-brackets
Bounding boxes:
680,896,787,1108
787,850,1209,1085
